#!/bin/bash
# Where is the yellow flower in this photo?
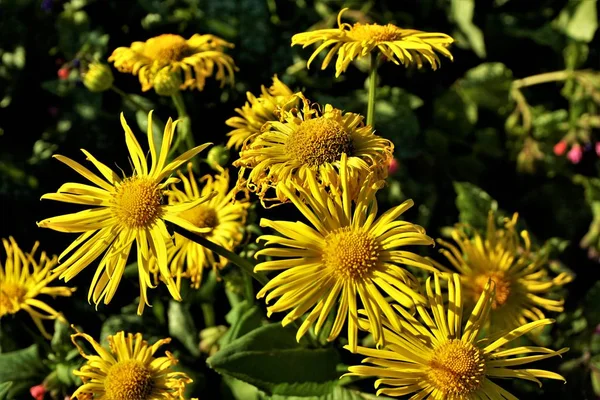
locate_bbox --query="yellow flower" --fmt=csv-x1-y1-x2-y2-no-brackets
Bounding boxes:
108,33,237,92
225,75,298,150
233,95,393,206
166,163,250,290
254,155,435,352
291,8,454,77
345,273,568,399
70,327,191,400
0,237,75,339
430,211,573,334
37,111,212,315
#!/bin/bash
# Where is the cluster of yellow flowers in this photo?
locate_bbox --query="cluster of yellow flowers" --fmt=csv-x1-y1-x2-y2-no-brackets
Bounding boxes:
0,8,572,400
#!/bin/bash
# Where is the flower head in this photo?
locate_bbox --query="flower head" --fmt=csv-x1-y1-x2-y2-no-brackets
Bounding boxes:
345,273,568,399
430,211,572,334
38,111,212,314
225,75,297,150
70,327,191,400
108,33,237,92
233,95,393,206
82,62,114,92
291,8,454,77
165,163,250,290
254,155,435,352
0,237,75,339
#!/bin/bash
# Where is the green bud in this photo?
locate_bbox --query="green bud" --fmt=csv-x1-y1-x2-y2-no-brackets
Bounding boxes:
153,68,182,96
83,62,114,92
206,145,230,171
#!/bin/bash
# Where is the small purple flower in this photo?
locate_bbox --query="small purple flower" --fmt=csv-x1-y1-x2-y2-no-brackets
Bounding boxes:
72,59,80,68
41,0,53,12
584,142,593,152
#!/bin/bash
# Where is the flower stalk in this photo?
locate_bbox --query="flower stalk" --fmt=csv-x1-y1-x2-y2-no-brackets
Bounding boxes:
366,52,378,128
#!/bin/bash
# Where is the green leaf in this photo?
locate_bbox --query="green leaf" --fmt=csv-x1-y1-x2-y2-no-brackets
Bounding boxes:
453,182,499,231
258,386,394,399
591,354,600,396
100,314,145,345
458,63,513,112
51,319,71,354
0,345,46,398
208,323,342,396
168,300,200,357
450,0,486,58
555,0,598,43
221,301,264,346
0,382,12,400
433,90,477,136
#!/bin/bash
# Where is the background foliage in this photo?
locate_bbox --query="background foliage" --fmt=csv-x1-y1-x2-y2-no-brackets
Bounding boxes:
0,0,599,399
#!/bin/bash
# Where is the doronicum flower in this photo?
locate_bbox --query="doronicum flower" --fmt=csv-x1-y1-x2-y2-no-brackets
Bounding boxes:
233,95,393,207
254,155,436,352
430,211,573,335
225,75,297,150
166,163,250,290
37,111,212,315
345,273,568,399
70,327,191,399
291,8,454,77
108,33,237,92
0,237,75,339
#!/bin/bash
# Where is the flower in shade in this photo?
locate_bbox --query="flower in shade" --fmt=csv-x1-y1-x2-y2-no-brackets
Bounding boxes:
108,34,237,92
70,327,191,399
37,111,212,315
166,163,250,290
429,211,572,335
0,237,75,339
254,155,435,352
225,75,298,150
567,143,583,164
345,273,568,399
291,8,454,77
233,95,393,206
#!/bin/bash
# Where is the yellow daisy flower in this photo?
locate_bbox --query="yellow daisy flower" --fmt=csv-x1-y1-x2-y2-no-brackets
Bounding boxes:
254,155,436,352
37,111,212,315
291,8,454,77
0,237,75,339
166,163,251,290
233,95,393,206
345,273,568,399
70,327,191,400
430,211,573,334
108,33,237,92
225,75,298,150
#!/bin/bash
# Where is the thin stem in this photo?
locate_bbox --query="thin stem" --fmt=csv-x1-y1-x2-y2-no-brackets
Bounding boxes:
171,92,195,152
110,86,151,113
201,302,216,327
243,272,254,302
172,224,269,286
512,70,573,89
366,52,379,128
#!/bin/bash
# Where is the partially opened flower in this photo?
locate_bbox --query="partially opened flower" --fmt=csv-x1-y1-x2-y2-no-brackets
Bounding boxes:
345,273,568,399
0,237,74,339
233,95,393,206
226,75,298,150
70,327,191,399
254,155,435,352
38,111,212,314
291,8,454,77
109,33,237,92
430,211,572,334
166,163,250,290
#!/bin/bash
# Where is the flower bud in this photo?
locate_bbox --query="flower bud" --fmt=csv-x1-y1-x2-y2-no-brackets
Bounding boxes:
57,67,70,80
553,140,567,156
153,68,182,96
83,62,114,92
567,143,583,164
30,383,45,400
206,145,230,171
388,157,400,175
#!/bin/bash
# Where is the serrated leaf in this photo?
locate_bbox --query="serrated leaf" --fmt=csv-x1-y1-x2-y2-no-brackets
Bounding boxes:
208,324,341,396
450,0,486,58
0,345,46,398
454,182,500,231
168,300,200,357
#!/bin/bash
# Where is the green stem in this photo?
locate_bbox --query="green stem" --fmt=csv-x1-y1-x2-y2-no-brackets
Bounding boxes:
172,224,269,286
110,86,151,113
511,70,573,89
243,272,254,302
201,302,216,327
171,92,195,152
366,52,379,128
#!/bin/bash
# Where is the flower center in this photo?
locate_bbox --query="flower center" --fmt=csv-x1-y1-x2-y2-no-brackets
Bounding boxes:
144,34,190,63
427,339,486,397
104,360,153,400
322,227,379,281
113,177,163,229
286,117,353,167
347,23,404,43
0,283,27,316
473,271,511,309
178,204,219,231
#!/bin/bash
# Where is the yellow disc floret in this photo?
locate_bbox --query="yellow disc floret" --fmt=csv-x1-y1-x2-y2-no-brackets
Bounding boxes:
112,177,163,228
104,360,153,400
323,227,379,281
